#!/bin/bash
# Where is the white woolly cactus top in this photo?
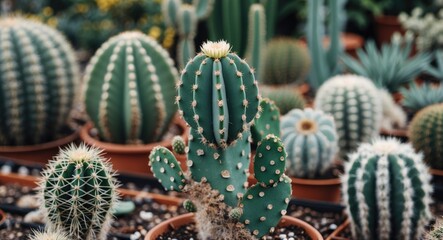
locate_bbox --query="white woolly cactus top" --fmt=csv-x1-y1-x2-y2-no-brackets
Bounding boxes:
29,229,69,240
201,40,231,58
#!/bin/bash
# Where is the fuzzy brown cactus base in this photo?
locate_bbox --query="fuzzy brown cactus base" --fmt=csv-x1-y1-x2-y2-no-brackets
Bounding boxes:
184,181,254,240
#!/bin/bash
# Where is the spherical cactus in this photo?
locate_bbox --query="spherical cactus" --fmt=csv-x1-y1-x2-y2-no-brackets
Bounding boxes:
177,40,260,148
260,86,305,115
260,38,311,85
281,108,338,178
38,144,119,240
29,229,69,240
315,74,382,157
342,138,432,240
83,31,179,144
172,135,186,155
409,104,443,170
0,17,79,146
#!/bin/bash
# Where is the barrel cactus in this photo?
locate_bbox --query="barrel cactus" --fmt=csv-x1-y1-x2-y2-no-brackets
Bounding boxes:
342,138,432,240
315,74,382,157
281,108,338,178
0,17,79,146
82,31,179,144
260,38,310,85
251,98,280,143
260,86,305,115
149,41,292,239
409,104,443,170
38,144,119,240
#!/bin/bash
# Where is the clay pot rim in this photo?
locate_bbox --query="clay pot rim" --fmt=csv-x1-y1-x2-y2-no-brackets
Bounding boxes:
0,130,79,153
145,212,323,240
430,168,443,177
0,208,5,226
325,218,350,240
79,115,188,153
291,177,341,186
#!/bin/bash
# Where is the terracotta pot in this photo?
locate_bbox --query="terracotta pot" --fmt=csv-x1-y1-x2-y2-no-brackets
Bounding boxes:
375,15,404,46
79,115,188,175
430,168,443,177
0,208,5,228
0,130,79,164
145,213,324,240
325,218,350,240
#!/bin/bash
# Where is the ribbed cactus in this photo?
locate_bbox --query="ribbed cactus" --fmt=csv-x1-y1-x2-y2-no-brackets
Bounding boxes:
342,138,432,240
38,144,119,240
29,229,69,240
244,3,266,80
0,17,79,146
315,74,382,157
149,41,291,239
251,98,280,143
409,104,443,170
260,38,311,85
281,108,338,178
260,86,305,115
82,31,179,144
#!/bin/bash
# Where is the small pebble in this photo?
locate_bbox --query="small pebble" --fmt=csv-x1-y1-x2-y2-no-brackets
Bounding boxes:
139,211,153,221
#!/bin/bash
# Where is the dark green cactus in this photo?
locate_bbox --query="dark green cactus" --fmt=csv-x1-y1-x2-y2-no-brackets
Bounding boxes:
183,199,197,212
260,86,305,115
172,135,186,154
409,104,443,170
342,138,432,240
244,3,266,80
0,17,79,146
38,144,119,240
251,98,280,144
83,31,178,144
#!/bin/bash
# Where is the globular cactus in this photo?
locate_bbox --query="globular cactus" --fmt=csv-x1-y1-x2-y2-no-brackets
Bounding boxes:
149,41,291,239
172,135,186,155
38,144,119,240
251,98,280,143
342,138,432,240
281,108,338,178
315,74,382,157
82,31,179,144
427,220,443,240
29,229,69,240
0,17,79,146
260,86,305,115
409,104,443,170
260,38,311,86
244,4,266,80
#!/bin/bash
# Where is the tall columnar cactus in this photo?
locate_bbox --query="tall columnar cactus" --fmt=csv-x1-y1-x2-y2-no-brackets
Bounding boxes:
82,31,179,144
260,38,311,86
315,74,382,157
342,138,432,240
149,41,291,239
281,108,338,178
38,144,119,240
409,104,443,170
0,17,79,146
244,3,266,80
260,86,305,115
251,98,280,143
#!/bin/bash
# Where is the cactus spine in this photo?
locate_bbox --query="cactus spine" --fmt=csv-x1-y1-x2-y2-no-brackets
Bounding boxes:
29,229,69,240
409,104,443,170
281,108,338,178
38,144,119,240
244,3,266,80
315,74,382,157
342,138,432,240
0,17,79,146
149,41,291,239
251,98,280,143
83,31,179,144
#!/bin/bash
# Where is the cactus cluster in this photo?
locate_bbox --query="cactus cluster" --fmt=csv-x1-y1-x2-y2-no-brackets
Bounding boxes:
38,144,120,240
260,38,311,86
315,74,382,157
281,108,338,178
82,31,179,144
342,138,432,240
409,104,443,170
149,41,292,239
0,17,79,146
251,98,280,144
260,86,305,115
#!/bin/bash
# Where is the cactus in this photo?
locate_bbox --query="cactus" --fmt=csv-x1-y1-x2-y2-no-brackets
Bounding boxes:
314,74,382,157
260,38,311,86
29,229,69,240
401,82,443,114
342,138,432,240
427,220,443,240
0,17,79,146
244,4,266,80
260,86,305,115
82,31,179,144
409,104,443,170
172,135,186,155
149,41,291,239
379,88,407,131
251,98,280,143
281,108,338,178
38,144,119,240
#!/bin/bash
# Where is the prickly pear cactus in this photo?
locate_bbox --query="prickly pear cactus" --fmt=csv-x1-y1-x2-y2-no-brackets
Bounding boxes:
38,144,119,240
409,104,443,170
251,98,280,143
83,31,179,144
0,17,79,146
260,86,305,115
281,108,338,178
342,138,432,240
315,74,382,157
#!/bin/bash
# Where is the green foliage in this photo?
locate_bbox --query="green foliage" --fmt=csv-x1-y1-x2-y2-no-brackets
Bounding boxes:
400,82,443,113
83,31,178,144
0,17,79,146
38,144,119,240
342,138,432,240
260,86,305,115
251,98,280,144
